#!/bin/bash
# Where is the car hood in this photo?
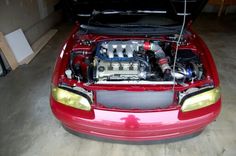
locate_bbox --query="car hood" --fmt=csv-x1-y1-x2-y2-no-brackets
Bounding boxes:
62,0,207,24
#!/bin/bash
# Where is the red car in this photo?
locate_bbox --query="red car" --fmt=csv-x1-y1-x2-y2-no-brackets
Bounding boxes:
50,0,221,142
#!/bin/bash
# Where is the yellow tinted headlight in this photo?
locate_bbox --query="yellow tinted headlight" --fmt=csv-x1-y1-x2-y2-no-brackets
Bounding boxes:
181,87,221,112
52,86,91,111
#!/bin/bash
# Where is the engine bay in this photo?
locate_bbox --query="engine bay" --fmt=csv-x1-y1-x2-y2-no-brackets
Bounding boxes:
66,39,204,85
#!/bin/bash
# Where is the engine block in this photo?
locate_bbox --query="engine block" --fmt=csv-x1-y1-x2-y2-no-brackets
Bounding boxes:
96,60,140,80
98,40,143,61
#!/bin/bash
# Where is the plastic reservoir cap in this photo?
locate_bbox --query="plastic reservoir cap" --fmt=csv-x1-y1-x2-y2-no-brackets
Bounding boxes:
65,69,72,79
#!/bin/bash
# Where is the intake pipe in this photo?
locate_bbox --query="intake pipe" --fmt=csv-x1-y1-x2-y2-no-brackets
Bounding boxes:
143,41,171,73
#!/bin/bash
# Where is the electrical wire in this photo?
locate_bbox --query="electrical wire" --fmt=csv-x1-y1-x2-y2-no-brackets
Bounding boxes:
172,0,187,91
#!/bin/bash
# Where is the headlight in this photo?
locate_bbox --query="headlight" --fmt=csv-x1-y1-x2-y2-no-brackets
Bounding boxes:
181,87,221,112
51,86,91,111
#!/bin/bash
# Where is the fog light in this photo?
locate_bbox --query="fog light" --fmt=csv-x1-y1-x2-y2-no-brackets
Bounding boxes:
52,86,91,111
181,87,220,112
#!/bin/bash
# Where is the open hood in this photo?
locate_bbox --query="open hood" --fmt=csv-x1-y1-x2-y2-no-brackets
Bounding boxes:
61,0,208,23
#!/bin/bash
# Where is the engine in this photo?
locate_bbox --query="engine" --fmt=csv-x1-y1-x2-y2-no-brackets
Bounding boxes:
94,40,172,82
67,39,204,84
96,60,141,80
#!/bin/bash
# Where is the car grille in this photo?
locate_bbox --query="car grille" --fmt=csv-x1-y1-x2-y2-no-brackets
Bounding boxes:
96,90,174,110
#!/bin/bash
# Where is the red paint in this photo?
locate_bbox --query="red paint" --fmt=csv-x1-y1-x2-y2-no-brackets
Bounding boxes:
50,23,221,141
158,58,168,65
143,41,151,51
51,96,221,141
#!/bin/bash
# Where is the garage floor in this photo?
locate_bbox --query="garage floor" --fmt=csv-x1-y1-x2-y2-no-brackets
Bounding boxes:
0,14,236,156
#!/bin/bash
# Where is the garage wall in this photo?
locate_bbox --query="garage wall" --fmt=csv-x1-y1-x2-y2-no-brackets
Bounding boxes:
0,0,62,44
203,4,236,13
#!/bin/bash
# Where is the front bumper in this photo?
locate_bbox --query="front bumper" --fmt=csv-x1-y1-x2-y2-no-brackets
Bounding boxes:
50,97,221,141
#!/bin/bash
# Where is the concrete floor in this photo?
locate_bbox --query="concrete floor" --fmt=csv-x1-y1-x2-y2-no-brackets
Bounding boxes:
0,14,236,156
